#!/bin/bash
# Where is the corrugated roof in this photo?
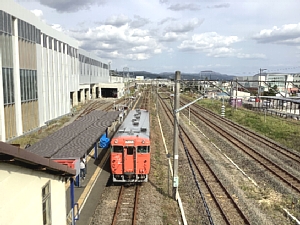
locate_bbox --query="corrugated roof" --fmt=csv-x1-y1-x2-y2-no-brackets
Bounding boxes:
113,109,150,139
0,142,76,176
26,110,120,159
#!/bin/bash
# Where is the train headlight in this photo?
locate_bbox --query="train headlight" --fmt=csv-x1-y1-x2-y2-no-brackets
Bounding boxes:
114,140,118,144
142,140,145,144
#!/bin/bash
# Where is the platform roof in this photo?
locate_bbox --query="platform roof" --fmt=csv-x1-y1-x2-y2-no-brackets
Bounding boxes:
26,110,120,159
260,96,300,104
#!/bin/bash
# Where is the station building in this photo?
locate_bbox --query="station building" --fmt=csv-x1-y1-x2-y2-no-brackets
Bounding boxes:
0,0,125,141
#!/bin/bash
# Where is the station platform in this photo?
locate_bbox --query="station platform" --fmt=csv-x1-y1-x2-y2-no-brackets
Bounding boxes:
66,146,111,225
266,108,300,119
244,102,300,120
64,108,124,225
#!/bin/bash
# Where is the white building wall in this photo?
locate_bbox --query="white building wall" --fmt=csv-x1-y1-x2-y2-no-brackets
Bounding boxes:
38,40,77,124
64,54,70,114
42,37,50,123
36,42,44,126
0,0,79,128
0,0,112,138
53,48,58,117
56,47,62,116
0,163,68,225
110,76,125,83
61,45,67,115
78,49,110,85
48,47,54,119
12,19,23,136
0,51,5,141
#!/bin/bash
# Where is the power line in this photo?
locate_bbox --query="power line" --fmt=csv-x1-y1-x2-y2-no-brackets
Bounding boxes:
233,66,300,76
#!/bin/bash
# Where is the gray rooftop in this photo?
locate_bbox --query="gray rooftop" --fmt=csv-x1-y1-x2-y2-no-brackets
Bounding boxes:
113,109,150,140
27,110,120,159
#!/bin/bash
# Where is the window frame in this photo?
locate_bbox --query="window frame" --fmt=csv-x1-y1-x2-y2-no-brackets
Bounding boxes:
42,181,52,225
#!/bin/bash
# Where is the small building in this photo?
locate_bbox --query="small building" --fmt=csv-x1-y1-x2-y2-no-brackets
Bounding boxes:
0,142,76,225
135,76,144,80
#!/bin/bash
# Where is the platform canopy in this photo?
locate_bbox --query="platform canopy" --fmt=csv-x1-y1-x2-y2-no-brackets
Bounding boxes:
26,110,120,159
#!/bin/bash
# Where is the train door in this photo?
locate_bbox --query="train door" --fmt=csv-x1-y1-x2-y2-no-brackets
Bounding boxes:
123,146,135,176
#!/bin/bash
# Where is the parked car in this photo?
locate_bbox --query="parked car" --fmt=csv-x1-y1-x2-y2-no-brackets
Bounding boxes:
248,97,256,102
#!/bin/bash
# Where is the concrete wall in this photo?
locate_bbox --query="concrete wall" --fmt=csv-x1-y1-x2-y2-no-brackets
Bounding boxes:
0,163,68,225
38,36,75,125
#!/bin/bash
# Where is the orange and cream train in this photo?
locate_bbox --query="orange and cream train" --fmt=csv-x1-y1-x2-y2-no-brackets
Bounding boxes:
110,109,150,182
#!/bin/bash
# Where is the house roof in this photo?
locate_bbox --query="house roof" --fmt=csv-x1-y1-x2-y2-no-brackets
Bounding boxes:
0,142,76,177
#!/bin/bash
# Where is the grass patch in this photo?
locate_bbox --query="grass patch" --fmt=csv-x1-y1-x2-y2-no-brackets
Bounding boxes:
197,99,300,152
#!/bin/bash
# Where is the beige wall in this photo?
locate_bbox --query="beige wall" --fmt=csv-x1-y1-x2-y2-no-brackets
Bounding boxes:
0,163,68,225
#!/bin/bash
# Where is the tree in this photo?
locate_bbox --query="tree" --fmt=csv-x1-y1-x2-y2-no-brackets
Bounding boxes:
265,85,277,96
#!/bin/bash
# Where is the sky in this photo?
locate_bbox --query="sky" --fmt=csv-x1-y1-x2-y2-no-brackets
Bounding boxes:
14,0,300,76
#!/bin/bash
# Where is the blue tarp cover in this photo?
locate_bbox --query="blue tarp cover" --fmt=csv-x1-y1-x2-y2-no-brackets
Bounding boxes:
99,133,110,148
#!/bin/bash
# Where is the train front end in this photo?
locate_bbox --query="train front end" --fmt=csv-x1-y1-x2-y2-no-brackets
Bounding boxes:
110,109,150,182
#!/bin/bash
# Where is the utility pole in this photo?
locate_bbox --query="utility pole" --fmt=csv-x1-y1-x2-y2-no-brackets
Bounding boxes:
259,68,267,108
156,80,159,113
285,75,288,98
235,78,238,110
173,71,180,200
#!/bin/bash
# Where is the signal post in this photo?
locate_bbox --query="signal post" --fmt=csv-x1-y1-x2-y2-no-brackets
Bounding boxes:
173,71,180,200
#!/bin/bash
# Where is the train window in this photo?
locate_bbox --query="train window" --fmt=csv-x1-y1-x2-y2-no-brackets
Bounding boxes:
127,146,134,155
112,146,123,153
137,146,150,153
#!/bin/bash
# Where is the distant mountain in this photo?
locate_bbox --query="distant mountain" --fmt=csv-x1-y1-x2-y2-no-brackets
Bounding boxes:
132,70,236,81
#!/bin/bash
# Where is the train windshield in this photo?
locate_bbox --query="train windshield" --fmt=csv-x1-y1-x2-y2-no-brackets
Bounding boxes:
137,146,149,153
112,146,123,153
127,146,134,155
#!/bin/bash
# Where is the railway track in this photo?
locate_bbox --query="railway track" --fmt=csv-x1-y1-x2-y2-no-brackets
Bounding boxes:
140,90,151,110
75,98,129,120
182,97,300,167
159,94,251,224
180,98,300,194
111,184,140,225
109,88,150,225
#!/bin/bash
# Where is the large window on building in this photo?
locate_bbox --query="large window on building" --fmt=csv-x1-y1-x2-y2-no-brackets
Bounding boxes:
20,69,37,102
42,182,52,225
2,68,14,105
0,10,13,35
